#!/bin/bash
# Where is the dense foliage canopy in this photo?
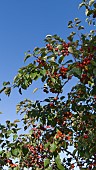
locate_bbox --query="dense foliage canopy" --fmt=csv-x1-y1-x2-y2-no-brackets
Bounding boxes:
0,0,96,169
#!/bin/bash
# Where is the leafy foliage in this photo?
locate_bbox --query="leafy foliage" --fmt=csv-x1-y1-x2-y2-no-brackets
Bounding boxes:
0,0,96,169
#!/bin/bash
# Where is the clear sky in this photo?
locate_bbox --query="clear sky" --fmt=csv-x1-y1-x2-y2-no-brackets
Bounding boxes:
0,0,87,123
0,1,92,170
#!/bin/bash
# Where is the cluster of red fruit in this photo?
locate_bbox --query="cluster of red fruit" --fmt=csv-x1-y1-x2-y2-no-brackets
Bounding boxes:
45,75,62,93
31,127,42,139
60,42,70,56
76,54,93,84
80,73,90,84
54,111,72,126
36,59,46,67
80,46,96,53
27,143,44,154
49,102,54,107
55,130,64,139
45,66,68,93
88,163,96,170
59,66,68,78
46,42,70,56
63,111,72,120
5,159,18,168
77,55,93,69
55,130,72,143
46,43,53,51
23,143,47,168
83,133,88,139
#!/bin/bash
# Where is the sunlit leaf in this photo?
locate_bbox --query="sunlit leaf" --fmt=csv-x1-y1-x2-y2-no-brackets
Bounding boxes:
11,148,19,156
44,158,50,168
50,143,57,152
24,54,32,62
68,47,73,53
55,155,65,170
33,88,38,93
3,81,10,86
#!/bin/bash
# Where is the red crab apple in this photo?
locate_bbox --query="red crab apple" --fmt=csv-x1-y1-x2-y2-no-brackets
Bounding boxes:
46,44,53,50
84,134,88,139
55,47,58,51
49,102,54,107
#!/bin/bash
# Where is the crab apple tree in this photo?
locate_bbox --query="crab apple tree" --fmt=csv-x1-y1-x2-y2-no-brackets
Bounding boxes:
0,0,96,170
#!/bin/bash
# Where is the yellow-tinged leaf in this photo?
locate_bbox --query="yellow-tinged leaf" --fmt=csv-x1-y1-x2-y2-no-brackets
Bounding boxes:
14,119,20,123
33,88,38,94
68,47,73,53
89,0,95,6
88,81,94,87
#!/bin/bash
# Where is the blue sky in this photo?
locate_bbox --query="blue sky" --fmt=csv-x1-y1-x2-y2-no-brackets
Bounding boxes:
0,0,87,123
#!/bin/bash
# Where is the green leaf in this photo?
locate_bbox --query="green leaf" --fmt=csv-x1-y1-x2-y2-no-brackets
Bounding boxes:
68,20,73,25
60,96,65,100
68,25,73,28
79,2,85,9
71,67,81,76
44,99,50,102
40,69,46,76
93,68,96,75
45,167,52,170
34,47,40,51
4,87,11,96
24,54,32,62
91,60,96,66
74,18,79,22
33,47,40,55
6,130,12,138
0,159,5,166
50,143,57,152
19,88,22,95
22,146,29,156
30,72,37,79
68,21,73,28
86,9,93,16
64,59,73,65
13,134,18,141
0,87,6,93
67,35,73,42
44,158,50,168
92,85,96,95
34,74,40,80
45,142,50,149
41,75,47,82
51,77,55,83
58,55,64,64
73,148,77,156
55,155,65,170
71,32,76,37
75,20,81,25
61,141,66,149
0,140,3,144
14,167,19,170
3,81,10,86
78,26,84,30
11,148,19,156
68,47,73,53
